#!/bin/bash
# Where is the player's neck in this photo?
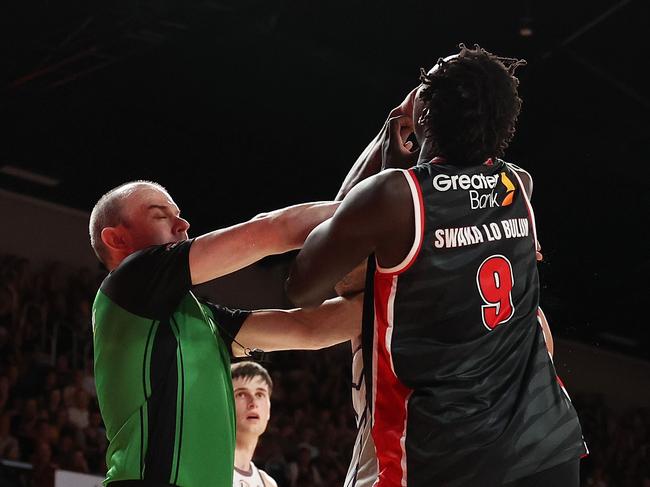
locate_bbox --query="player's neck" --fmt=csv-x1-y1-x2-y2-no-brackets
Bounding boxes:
234,433,259,471
417,141,437,165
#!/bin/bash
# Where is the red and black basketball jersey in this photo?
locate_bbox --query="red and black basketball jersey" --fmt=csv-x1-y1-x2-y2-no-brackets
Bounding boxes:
366,159,587,487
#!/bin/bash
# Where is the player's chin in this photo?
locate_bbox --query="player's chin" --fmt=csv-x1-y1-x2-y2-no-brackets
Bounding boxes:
241,423,264,435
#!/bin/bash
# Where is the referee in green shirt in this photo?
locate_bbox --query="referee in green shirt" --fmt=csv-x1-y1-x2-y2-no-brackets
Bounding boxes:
89,181,361,486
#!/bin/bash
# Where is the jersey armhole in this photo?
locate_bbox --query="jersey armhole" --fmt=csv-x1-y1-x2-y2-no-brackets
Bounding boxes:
376,169,425,275
259,469,276,487
509,168,540,252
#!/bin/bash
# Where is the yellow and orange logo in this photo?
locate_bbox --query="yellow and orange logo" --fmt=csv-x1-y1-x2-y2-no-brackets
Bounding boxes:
500,172,515,206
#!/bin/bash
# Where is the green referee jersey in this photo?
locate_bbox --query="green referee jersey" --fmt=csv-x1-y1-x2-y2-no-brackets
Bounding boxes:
92,239,250,487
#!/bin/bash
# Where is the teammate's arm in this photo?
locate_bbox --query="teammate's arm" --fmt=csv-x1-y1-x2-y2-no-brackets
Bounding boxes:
286,169,413,308
189,201,339,285
231,293,363,356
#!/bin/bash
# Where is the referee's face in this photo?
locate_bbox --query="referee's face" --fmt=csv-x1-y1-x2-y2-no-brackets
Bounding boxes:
122,186,190,252
233,376,271,438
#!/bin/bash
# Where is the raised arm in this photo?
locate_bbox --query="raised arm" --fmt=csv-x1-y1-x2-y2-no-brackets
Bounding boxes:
231,293,363,357
336,87,419,201
335,126,385,201
189,201,339,285
332,89,420,295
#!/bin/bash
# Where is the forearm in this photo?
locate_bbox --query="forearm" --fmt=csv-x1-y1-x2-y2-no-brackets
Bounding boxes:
189,201,338,285
233,294,362,355
335,127,385,201
285,293,362,348
258,201,340,252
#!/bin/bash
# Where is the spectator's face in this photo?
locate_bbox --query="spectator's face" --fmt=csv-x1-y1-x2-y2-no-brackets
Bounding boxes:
7,365,18,384
56,409,69,425
49,389,61,407
233,376,271,438
118,186,190,253
56,355,69,371
45,371,57,388
61,435,74,452
90,412,102,427
36,422,50,440
24,399,37,416
298,447,311,464
36,441,51,461
5,443,20,460
0,413,10,434
75,390,89,409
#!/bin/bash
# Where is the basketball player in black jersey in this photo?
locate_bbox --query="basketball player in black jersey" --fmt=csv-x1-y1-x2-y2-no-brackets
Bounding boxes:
287,44,587,487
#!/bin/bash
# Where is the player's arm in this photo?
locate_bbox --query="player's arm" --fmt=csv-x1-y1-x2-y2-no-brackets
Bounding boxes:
537,307,554,357
333,107,418,296
336,88,419,200
189,201,339,285
334,261,368,297
507,163,533,199
231,293,363,357
335,125,386,201
286,169,413,308
332,118,387,296
508,163,543,261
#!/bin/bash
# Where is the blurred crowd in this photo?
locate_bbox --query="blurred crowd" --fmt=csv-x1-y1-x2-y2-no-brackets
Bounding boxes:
0,253,649,487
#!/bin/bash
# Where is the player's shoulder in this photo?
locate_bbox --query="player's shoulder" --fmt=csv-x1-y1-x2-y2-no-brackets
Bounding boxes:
505,161,533,178
366,168,414,200
340,169,411,217
502,160,534,197
259,468,278,487
361,168,411,191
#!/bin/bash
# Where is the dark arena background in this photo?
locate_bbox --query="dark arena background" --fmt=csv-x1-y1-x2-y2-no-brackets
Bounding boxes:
2,0,649,486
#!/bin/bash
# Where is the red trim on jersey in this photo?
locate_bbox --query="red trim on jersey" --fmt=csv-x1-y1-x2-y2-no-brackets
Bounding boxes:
402,169,425,274
376,169,425,276
372,274,413,487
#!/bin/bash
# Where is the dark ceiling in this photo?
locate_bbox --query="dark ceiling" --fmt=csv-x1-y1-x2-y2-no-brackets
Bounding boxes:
3,0,650,357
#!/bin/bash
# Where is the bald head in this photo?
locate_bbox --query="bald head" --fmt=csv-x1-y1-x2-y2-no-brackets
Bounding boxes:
89,181,168,267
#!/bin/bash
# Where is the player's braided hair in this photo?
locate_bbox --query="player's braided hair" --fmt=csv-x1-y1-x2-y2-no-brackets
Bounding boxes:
418,44,526,165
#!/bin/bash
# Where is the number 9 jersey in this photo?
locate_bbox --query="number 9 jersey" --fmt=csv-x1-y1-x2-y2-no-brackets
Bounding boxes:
366,158,587,487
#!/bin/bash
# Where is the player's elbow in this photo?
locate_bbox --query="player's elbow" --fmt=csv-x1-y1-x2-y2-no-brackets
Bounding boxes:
285,277,324,309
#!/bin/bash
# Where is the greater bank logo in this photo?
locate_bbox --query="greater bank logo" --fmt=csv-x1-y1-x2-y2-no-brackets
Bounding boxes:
432,172,515,209
499,172,515,206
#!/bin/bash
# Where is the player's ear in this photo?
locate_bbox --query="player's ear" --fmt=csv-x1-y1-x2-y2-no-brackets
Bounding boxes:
101,227,129,252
